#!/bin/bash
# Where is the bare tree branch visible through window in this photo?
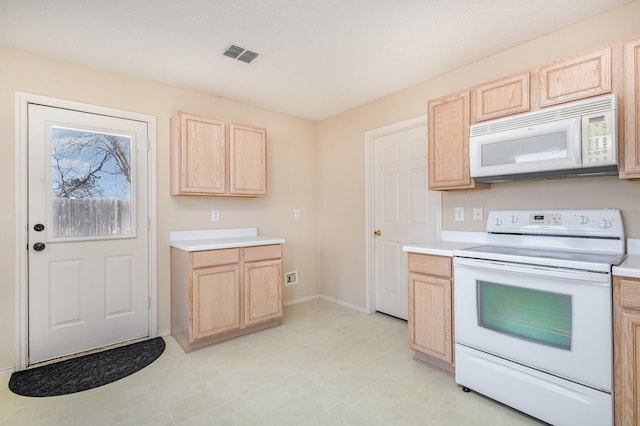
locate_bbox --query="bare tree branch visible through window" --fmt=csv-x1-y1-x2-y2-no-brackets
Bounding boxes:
51,128,132,200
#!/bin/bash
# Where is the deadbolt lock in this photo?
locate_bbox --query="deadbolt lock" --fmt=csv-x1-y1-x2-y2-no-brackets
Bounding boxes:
373,230,382,237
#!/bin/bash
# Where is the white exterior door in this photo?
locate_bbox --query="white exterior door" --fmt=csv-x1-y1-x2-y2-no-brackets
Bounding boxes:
27,104,150,364
373,123,440,319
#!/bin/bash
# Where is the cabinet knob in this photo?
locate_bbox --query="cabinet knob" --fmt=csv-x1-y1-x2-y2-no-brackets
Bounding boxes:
373,230,382,237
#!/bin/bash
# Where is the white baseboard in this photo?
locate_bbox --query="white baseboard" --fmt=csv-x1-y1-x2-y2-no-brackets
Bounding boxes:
157,329,171,337
283,294,321,306
0,366,14,377
284,294,369,314
319,295,368,313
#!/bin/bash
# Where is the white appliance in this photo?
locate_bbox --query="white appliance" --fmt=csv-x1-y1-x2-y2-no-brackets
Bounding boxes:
470,95,617,182
453,209,625,426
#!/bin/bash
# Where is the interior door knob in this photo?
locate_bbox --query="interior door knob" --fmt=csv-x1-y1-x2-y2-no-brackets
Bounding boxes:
373,230,382,237
33,242,46,251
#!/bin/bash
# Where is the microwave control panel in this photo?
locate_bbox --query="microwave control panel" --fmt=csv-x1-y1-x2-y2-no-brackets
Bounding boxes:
582,111,615,165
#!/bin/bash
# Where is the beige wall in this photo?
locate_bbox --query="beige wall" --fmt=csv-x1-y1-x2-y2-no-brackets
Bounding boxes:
4,1,640,372
0,46,320,371
317,1,640,310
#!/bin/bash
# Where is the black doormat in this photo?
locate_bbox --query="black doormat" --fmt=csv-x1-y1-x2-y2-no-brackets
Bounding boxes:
8,337,165,397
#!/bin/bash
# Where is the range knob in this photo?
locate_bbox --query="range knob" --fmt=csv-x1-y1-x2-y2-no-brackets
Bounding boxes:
493,218,503,226
577,215,589,224
599,219,612,229
509,215,518,223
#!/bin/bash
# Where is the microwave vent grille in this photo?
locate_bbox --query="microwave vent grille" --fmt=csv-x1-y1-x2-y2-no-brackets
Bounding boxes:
470,95,616,137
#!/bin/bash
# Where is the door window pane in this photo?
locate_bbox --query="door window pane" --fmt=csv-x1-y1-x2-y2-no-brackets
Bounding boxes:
50,126,133,238
477,281,572,350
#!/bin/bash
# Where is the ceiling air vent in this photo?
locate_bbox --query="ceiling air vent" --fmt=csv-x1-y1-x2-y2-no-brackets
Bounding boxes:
222,45,259,64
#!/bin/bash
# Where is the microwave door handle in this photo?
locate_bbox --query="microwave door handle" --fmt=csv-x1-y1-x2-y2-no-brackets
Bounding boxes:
569,117,583,166
454,257,609,285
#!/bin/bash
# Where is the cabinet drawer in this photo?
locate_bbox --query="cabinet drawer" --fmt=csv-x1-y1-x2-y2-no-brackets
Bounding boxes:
619,277,640,310
243,244,282,262
191,248,240,268
408,253,452,278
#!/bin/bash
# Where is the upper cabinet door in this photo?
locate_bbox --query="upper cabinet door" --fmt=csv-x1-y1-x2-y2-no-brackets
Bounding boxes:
229,123,267,196
622,36,640,178
472,72,530,122
171,112,268,197
428,91,483,190
171,112,226,195
538,47,612,108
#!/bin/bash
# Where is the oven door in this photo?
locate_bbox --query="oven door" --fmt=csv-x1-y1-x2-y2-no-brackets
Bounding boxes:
454,257,612,392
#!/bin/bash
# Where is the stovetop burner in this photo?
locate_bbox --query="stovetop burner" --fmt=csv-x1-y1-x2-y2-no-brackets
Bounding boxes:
454,209,625,273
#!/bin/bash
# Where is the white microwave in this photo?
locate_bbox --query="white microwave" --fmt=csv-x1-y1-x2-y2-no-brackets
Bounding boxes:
469,95,617,182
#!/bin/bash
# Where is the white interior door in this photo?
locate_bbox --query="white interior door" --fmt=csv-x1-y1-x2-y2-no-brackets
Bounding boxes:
27,104,150,364
373,123,440,319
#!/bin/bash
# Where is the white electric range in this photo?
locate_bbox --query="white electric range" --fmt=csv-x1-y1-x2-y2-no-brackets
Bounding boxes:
453,209,625,426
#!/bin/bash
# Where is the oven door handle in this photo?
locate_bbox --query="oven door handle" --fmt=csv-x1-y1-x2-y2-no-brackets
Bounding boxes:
454,257,610,285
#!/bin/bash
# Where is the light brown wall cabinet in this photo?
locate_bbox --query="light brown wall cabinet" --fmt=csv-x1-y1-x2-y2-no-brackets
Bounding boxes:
472,72,530,122
537,47,612,108
428,91,485,190
613,275,640,426
429,44,621,189
622,36,640,178
171,111,267,197
171,244,283,352
407,252,454,374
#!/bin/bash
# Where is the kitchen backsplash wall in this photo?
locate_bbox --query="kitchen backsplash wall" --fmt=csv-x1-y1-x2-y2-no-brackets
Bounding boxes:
442,176,640,237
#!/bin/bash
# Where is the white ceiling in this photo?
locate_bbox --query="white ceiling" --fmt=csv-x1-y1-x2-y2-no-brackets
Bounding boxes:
0,0,632,120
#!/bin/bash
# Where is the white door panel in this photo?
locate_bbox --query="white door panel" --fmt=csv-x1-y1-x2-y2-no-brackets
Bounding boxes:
373,124,440,319
28,104,149,364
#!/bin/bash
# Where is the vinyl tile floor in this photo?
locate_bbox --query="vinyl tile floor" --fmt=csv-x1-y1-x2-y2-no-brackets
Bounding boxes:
0,299,545,425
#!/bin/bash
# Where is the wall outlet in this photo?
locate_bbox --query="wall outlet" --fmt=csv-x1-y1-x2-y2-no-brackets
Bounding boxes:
454,207,464,221
284,271,298,286
473,207,484,222
294,209,301,220
211,210,220,222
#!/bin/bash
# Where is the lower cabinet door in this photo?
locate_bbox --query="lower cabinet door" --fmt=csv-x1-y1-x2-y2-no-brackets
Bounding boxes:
191,264,241,341
408,273,453,363
244,259,283,327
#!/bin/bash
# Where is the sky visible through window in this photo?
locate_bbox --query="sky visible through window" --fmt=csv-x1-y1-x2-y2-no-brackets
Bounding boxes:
51,127,132,201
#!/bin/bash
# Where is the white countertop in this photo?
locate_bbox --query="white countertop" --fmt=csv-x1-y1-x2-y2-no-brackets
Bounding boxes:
170,228,285,252
402,241,478,257
614,255,640,279
402,231,487,257
613,239,640,278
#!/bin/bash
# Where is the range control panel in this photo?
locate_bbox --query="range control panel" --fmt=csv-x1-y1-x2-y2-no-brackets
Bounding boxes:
529,214,562,226
486,209,624,238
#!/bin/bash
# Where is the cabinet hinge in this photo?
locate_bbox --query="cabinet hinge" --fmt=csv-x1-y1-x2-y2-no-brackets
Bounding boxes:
148,297,151,310
147,218,150,231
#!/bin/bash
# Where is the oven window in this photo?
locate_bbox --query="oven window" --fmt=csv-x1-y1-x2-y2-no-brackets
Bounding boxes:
477,281,572,350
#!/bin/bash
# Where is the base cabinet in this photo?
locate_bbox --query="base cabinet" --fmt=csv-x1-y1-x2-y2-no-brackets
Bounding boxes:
171,244,283,352
614,275,640,426
407,252,454,373
192,264,241,340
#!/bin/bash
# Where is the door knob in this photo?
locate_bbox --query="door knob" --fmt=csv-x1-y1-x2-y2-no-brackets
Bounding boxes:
33,242,46,252
373,230,382,237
